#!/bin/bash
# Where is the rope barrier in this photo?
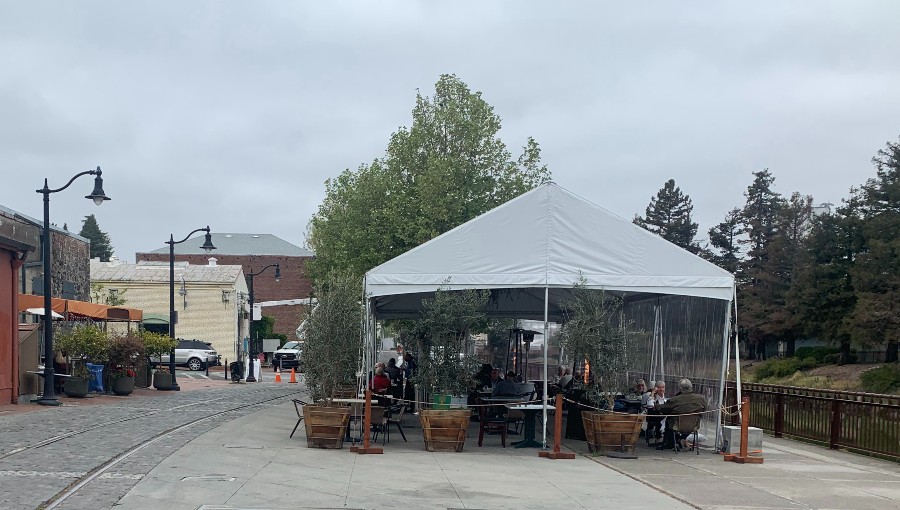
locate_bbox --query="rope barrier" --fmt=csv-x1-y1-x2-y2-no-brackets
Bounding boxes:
330,395,543,408
561,396,740,418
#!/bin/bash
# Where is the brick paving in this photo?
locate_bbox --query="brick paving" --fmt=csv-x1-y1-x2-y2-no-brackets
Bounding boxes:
0,380,302,510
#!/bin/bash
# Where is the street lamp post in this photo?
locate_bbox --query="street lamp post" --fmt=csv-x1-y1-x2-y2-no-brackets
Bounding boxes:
245,263,281,382
36,167,110,406
166,227,216,390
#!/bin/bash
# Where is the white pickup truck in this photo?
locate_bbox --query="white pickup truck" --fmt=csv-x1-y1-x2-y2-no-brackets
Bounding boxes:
272,341,303,372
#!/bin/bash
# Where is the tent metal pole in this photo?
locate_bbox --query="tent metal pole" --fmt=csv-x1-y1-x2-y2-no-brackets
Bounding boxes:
715,298,732,452
541,286,549,450
733,289,743,423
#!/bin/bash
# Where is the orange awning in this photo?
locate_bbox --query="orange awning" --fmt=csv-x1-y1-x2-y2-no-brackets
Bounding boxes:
17,294,143,322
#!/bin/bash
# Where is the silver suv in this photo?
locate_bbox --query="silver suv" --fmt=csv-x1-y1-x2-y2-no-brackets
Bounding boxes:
150,339,220,371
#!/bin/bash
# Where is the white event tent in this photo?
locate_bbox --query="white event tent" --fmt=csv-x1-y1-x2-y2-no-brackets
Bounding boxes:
363,182,738,449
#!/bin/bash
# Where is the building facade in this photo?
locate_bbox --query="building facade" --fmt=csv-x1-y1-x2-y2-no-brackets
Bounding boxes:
0,209,41,404
90,259,249,361
136,233,313,339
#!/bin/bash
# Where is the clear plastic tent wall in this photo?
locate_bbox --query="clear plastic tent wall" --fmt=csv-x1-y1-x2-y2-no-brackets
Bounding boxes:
623,294,730,440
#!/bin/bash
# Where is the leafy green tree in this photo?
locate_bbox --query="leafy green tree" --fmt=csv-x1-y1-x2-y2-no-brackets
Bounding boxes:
250,315,287,346
633,179,699,253
79,214,114,261
707,208,742,274
307,74,551,280
90,282,127,306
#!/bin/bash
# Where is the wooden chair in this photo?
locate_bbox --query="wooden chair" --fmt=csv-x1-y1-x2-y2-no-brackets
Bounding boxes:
477,399,508,447
290,398,308,438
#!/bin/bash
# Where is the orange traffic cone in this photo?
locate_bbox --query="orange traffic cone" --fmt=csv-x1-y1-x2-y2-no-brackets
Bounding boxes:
275,368,282,383
289,368,298,384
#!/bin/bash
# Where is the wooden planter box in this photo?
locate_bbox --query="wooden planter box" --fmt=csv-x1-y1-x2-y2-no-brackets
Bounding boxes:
420,409,470,452
303,405,351,449
582,411,643,455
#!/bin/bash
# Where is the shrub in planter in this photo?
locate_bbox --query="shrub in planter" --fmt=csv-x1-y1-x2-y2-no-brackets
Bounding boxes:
143,331,177,390
108,332,145,395
410,288,489,452
63,364,91,398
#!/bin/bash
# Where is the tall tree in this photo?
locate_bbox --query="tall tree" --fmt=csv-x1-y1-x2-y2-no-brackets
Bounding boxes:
633,179,699,252
849,137,900,362
79,214,113,261
707,208,743,274
307,74,551,280
738,169,784,359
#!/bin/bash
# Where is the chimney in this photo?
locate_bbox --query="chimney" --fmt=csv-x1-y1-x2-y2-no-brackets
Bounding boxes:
109,255,119,266
208,257,217,266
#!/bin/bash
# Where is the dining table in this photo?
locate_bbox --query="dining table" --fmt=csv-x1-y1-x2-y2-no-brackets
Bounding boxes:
506,403,553,448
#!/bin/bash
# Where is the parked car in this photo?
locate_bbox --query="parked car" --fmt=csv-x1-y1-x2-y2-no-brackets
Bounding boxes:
150,339,221,371
273,340,303,372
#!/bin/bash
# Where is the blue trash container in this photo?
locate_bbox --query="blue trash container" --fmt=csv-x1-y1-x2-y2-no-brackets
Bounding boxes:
85,363,104,392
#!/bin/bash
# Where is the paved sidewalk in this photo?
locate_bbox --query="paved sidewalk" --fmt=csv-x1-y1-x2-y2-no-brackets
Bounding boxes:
116,398,900,510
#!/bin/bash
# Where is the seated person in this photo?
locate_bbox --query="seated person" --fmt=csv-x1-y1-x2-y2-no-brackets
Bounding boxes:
556,368,574,390
489,368,503,390
475,363,493,390
370,366,391,395
492,371,520,397
656,378,707,450
642,380,667,444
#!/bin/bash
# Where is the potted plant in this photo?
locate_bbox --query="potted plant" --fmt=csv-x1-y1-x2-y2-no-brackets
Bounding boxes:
560,281,642,456
299,272,361,448
143,331,177,391
412,288,489,452
54,324,109,398
108,332,145,396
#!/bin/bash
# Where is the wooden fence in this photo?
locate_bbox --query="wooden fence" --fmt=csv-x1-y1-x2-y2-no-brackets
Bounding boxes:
725,382,900,461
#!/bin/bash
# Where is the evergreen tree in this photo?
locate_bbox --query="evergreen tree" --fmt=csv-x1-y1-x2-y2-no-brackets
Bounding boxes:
738,169,784,359
707,208,742,274
79,214,114,261
633,179,699,252
849,138,900,362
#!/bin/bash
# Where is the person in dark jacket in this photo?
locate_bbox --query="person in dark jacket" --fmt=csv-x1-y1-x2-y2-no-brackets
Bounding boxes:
656,378,707,450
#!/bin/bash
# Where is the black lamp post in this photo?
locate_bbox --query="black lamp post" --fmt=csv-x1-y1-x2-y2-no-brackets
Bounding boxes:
36,167,110,406
166,227,216,390
245,263,281,382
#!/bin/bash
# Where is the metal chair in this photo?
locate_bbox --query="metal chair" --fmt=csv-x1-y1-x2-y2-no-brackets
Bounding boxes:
289,398,308,438
673,414,701,455
386,403,407,443
368,406,388,445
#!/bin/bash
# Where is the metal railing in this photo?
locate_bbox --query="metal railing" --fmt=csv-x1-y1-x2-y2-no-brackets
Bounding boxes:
725,382,900,461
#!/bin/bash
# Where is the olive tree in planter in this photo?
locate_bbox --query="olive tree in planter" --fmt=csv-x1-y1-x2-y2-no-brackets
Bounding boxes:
54,324,109,398
143,332,177,391
299,272,362,448
108,332,145,395
412,288,489,452
559,283,642,456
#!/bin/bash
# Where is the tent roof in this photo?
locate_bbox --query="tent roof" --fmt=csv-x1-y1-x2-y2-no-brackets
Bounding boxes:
364,182,733,320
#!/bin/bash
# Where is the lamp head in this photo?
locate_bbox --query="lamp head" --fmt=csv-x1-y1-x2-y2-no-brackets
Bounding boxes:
274,263,281,282
85,167,111,205
200,229,216,253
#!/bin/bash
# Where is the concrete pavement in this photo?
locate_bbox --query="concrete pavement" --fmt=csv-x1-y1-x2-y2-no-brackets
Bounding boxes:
116,394,900,510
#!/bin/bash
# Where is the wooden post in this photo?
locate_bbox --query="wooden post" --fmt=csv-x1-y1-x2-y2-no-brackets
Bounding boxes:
774,393,784,438
724,396,763,464
356,389,383,454
829,399,841,450
539,393,575,459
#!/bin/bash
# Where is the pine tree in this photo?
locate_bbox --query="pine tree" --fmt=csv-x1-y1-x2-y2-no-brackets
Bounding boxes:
79,214,114,261
633,179,699,253
707,208,742,274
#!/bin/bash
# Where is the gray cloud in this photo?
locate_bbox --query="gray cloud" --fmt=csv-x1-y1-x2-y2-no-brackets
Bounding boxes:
2,1,898,261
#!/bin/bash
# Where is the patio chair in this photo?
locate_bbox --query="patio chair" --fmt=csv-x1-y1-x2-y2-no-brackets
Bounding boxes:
477,398,508,447
368,406,388,445
385,403,407,443
290,398,308,438
673,414,701,455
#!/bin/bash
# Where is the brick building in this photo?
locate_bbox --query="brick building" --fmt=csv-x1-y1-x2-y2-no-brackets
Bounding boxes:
136,233,313,339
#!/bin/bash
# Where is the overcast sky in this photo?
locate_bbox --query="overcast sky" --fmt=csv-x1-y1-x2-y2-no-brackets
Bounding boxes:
2,1,899,263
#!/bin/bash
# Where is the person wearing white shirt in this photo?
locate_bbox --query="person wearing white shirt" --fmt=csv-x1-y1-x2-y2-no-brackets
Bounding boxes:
642,380,667,444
